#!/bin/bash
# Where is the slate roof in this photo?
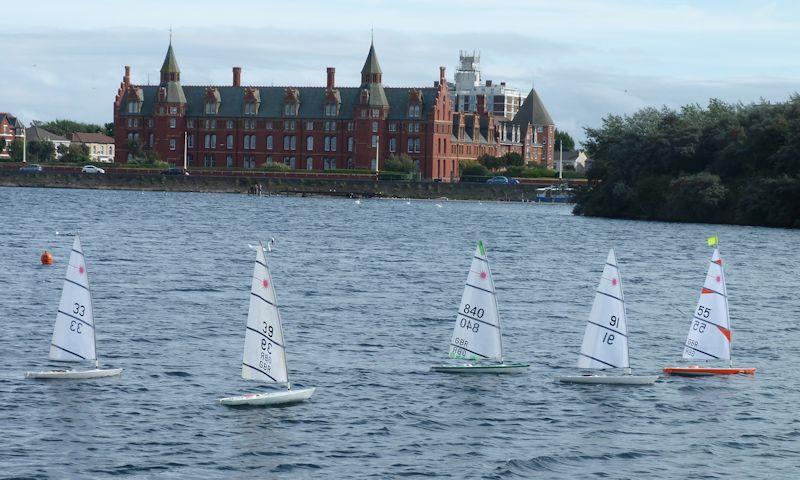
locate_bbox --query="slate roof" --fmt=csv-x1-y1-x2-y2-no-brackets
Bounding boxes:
161,43,180,74
72,132,114,144
361,42,382,76
1,112,22,129
26,125,69,142
513,88,554,129
121,85,438,121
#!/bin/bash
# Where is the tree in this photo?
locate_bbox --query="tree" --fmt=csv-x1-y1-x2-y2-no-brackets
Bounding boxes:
554,129,575,151
8,140,24,162
104,122,115,137
60,143,91,164
460,160,489,181
384,154,415,173
502,152,524,167
26,140,56,163
477,154,504,171
39,119,104,138
0,139,6,158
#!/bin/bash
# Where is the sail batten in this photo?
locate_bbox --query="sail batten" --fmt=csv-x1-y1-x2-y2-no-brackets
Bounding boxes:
49,235,97,362
241,243,289,385
577,248,630,370
448,241,503,361
682,248,731,361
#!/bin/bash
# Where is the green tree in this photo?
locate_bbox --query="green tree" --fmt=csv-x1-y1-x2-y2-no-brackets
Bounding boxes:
0,139,6,159
478,154,505,171
502,152,524,167
60,143,91,164
27,140,56,163
554,129,576,151
384,154,415,173
39,119,104,138
9,140,24,162
104,122,115,137
460,160,489,181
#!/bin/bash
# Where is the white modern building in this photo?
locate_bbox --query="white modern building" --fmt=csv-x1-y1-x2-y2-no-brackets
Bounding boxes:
450,51,523,120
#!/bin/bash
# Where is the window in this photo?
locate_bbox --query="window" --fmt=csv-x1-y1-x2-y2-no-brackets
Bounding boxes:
306,136,314,151
205,102,216,115
283,156,296,169
285,121,296,131
324,158,337,170
347,158,354,169
187,119,195,128
266,135,273,150
265,121,273,130
372,121,378,133
168,117,176,129
244,155,256,169
347,137,354,152
245,102,257,115
170,106,178,115
227,134,234,149
306,121,314,131
266,156,273,165
159,106,165,115
244,135,251,150
283,136,289,150
360,110,367,119
204,134,211,148
372,135,378,147
149,133,155,147
186,134,193,148
324,121,336,132
127,102,140,113
226,155,234,168
306,157,313,170
371,109,379,118
408,104,420,118
414,139,421,153
347,122,354,131
330,137,337,152
284,103,297,116
389,138,396,153
325,103,337,116
204,154,215,167
324,137,331,152
538,126,543,133
389,123,397,132
170,139,176,150
147,119,154,128
187,153,193,165
407,138,414,153
282,135,296,150
226,120,234,129
290,136,296,150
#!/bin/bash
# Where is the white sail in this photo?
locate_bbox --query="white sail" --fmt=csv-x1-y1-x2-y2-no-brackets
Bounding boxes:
683,248,731,361
49,235,97,362
241,242,289,385
448,241,503,361
577,248,630,370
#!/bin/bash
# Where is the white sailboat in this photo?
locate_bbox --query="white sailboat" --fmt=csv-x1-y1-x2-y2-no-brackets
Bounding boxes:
25,235,123,379
558,248,657,385
663,243,756,376
219,241,315,406
430,241,529,373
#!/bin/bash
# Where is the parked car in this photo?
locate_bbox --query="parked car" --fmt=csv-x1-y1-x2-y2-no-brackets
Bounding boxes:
19,164,43,173
508,178,520,185
486,176,510,185
161,167,190,176
81,165,105,174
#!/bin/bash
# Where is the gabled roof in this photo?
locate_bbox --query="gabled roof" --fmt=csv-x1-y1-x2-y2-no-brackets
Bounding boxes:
26,125,69,142
0,112,22,128
72,132,114,144
513,88,554,127
361,42,382,76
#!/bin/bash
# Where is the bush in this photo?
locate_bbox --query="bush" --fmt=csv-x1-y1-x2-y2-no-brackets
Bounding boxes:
460,160,489,181
262,163,292,172
384,154,415,174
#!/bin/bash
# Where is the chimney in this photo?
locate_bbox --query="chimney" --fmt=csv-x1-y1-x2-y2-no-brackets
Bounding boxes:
326,67,335,89
500,81,506,86
124,66,131,85
476,95,486,115
439,66,446,83
232,67,242,87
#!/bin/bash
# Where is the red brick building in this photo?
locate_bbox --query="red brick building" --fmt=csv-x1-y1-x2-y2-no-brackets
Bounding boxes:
114,41,554,179
1,112,23,159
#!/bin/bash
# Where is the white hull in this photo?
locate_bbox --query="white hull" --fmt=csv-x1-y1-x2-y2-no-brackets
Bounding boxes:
558,374,658,385
219,387,315,406
430,363,529,374
25,367,123,379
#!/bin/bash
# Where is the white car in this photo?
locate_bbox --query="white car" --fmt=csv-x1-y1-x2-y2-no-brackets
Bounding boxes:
81,165,105,174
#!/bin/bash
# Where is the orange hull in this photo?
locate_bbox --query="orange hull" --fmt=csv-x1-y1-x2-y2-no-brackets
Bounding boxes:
663,366,756,376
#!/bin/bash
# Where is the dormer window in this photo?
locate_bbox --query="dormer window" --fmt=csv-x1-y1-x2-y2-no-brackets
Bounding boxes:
325,103,337,116
205,101,217,115
284,103,298,116
245,102,257,115
127,101,140,114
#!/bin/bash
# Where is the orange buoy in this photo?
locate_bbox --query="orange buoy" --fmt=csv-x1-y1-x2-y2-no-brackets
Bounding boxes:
40,250,53,265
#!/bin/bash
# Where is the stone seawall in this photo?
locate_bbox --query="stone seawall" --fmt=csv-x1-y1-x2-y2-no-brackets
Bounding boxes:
0,171,548,201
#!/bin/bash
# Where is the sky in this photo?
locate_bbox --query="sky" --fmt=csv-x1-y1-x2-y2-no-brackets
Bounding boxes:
2,0,800,143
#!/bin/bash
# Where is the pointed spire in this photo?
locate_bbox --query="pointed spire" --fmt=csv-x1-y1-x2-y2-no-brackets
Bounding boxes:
161,42,180,76
514,88,553,126
158,38,186,104
361,41,382,77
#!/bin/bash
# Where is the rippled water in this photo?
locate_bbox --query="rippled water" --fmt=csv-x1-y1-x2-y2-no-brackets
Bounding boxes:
1,187,799,478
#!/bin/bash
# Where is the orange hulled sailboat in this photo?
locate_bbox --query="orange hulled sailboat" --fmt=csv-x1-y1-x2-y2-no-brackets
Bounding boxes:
663,236,756,376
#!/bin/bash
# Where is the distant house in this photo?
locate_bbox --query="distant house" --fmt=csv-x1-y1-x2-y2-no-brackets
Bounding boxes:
556,150,590,173
0,112,24,159
26,125,70,158
71,132,115,163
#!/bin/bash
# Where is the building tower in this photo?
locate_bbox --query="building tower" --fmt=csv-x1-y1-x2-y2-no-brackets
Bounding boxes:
154,40,187,165
354,41,389,170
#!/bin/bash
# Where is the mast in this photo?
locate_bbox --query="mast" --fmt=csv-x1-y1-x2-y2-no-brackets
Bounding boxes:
558,140,563,181
82,234,100,369
264,242,292,390
487,246,504,364
717,235,733,368
615,248,632,375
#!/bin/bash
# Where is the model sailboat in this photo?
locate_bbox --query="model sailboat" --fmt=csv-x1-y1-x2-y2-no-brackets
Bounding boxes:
25,235,123,379
430,241,529,373
663,239,756,376
219,241,315,406
558,248,657,385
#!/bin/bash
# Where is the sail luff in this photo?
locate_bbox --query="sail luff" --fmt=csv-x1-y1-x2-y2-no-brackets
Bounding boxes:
265,242,292,390
682,248,731,361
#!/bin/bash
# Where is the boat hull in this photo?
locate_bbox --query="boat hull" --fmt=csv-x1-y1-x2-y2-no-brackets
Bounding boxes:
663,366,756,376
558,374,658,385
219,387,315,406
25,368,123,379
429,363,529,374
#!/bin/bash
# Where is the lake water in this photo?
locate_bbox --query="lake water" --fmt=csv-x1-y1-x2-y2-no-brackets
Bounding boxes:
1,187,798,479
